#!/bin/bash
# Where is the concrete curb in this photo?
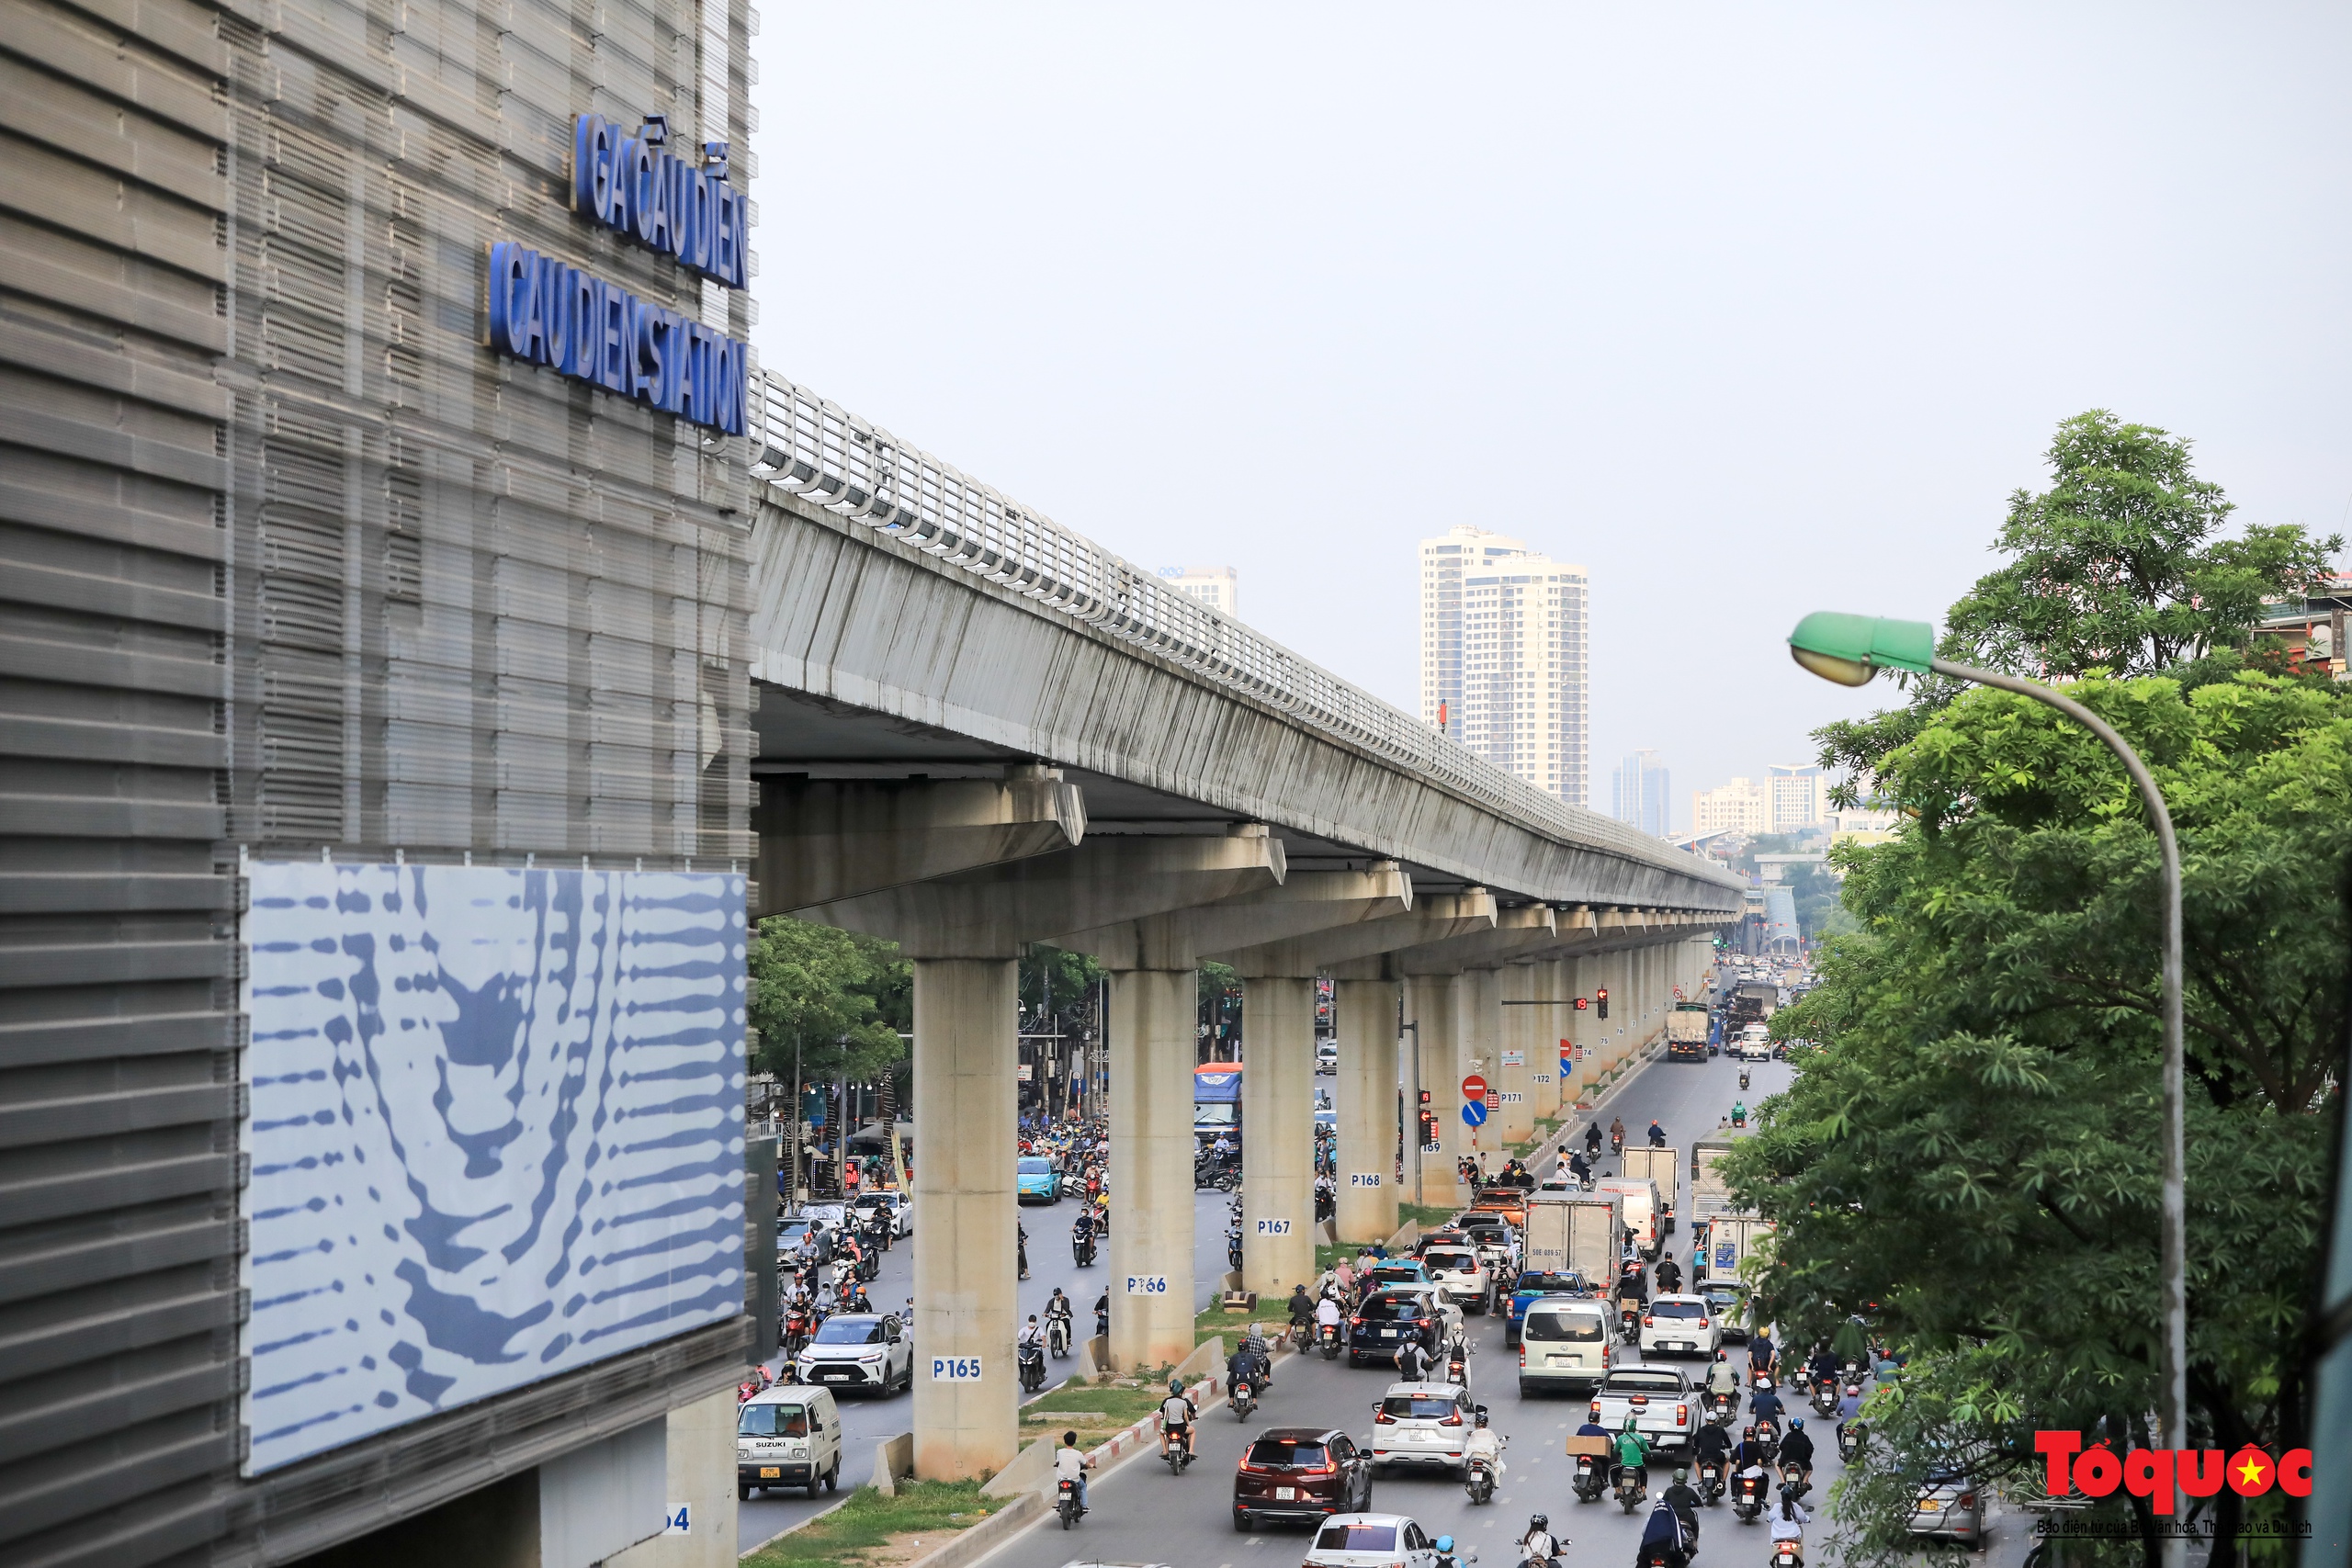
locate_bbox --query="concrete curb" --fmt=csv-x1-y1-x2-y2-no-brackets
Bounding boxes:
1574,1036,1665,1116
899,1489,1048,1568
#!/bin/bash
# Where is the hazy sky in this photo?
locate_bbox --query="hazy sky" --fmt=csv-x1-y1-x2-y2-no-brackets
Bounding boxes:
750,5,2352,830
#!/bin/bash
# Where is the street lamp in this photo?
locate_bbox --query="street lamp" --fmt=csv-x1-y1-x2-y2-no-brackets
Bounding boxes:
1787,613,2188,1516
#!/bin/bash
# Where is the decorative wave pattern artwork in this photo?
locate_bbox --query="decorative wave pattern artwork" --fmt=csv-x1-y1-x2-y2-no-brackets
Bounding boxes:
240,861,747,1474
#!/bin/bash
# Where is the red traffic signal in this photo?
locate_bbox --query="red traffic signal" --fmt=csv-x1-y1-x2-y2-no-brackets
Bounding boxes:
1418,1088,1431,1105
1574,997,1589,1010
1596,987,1611,1020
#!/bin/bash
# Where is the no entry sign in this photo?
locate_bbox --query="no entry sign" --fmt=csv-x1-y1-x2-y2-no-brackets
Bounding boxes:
1460,1074,1487,1101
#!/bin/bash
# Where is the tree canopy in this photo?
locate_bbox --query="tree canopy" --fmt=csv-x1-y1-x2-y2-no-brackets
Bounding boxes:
1735,412,2346,1567
1818,409,2340,800
746,917,910,1087
1740,671,2343,1563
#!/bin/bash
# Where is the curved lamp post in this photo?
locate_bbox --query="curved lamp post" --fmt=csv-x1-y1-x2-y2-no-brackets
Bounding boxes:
1787,613,2188,1516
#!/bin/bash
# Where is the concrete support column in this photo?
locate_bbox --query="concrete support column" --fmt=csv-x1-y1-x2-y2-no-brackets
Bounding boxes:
1334,977,1399,1244
1240,975,1317,1298
1107,966,1198,1372
910,958,1019,1482
1495,962,1536,1147
1402,974,1465,1209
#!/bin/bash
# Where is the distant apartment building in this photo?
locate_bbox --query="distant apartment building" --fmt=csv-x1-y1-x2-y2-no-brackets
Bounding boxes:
1419,528,1589,805
1611,750,1673,837
1692,776,1770,835
1419,526,1535,728
1158,564,1240,617
1767,762,1829,833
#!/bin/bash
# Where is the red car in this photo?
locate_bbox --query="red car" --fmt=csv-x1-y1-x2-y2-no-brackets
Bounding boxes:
1232,1425,1374,1532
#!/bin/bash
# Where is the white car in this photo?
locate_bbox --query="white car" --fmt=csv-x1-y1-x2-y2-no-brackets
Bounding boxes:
1368,1382,1477,1473
1418,1245,1490,1313
1317,1040,1340,1074
1306,1513,1448,1568
737,1384,842,1498
851,1190,910,1237
1638,1292,1724,1358
793,1312,914,1394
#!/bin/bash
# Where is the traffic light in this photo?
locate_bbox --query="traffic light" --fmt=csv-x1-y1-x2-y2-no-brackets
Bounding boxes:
1419,1088,1431,1106
1574,997,1589,1011
1596,987,1610,1020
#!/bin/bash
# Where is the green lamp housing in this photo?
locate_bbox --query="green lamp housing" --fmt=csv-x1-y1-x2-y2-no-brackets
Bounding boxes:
1787,613,1936,686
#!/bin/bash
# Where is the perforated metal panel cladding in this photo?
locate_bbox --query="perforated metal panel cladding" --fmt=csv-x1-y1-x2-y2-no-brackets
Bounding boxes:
0,0,756,1557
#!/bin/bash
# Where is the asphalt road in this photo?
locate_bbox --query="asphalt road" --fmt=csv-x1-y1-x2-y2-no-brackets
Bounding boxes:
737,1185,1238,1552
979,1046,1934,1568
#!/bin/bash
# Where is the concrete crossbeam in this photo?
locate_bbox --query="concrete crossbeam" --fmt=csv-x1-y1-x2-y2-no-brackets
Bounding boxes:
752,767,1085,917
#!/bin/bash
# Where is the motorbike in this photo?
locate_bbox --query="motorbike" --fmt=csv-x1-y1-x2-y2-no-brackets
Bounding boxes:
1227,1227,1244,1271
1618,1302,1643,1342
1444,1348,1470,1388
1229,1375,1258,1419
1738,1068,1751,1090
782,1309,811,1359
855,1246,879,1283
1771,1540,1801,1568
1611,1132,1625,1155
1019,1341,1046,1393
1696,1458,1725,1506
1708,1391,1737,1426
1757,1424,1781,1472
1434,1536,1477,1568
1732,1470,1768,1524
1464,1438,1505,1503
1572,1453,1605,1503
1810,1377,1840,1417
1780,1462,1810,1503
1056,1476,1084,1529
1165,1427,1194,1474
1017,1232,1030,1280
1047,1314,1072,1358
1194,1155,1238,1192
1835,1420,1865,1465
1072,1228,1097,1268
1317,1320,1344,1359
1614,1464,1648,1514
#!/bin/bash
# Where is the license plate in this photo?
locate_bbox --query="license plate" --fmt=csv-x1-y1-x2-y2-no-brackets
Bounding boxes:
1276,1486,1296,1500
759,1468,779,1478
1674,1342,1691,1351
1549,1355,1574,1367
1919,1500,1943,1512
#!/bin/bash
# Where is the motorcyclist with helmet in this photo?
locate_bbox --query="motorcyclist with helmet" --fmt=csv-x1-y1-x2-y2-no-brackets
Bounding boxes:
1662,1467,1704,1557
1518,1514,1566,1568
1654,1253,1683,1294
1646,1119,1668,1148
1611,1416,1652,1496
1284,1283,1317,1348
1159,1377,1197,1461
1779,1416,1816,1490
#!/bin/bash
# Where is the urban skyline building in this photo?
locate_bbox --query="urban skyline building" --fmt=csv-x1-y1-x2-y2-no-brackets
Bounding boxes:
1692,775,1770,835
1611,749,1673,837
1157,563,1240,617
1419,526,1589,806
1768,762,1828,832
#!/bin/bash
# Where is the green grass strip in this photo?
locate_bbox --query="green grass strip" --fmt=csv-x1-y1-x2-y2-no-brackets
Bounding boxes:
740,1480,999,1568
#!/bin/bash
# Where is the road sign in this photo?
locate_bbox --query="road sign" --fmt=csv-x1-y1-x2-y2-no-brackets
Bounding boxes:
1461,1100,1487,1127
1460,1074,1487,1101
1500,1049,1524,1067
1483,1091,1499,1112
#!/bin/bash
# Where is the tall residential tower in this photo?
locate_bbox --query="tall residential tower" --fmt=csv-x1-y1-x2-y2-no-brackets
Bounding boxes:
1419,526,1590,806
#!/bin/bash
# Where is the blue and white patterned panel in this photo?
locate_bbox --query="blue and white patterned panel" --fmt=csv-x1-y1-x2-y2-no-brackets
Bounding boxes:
240,862,747,1475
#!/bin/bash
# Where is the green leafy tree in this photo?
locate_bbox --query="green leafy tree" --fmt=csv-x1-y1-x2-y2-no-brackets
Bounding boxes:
1817,410,2339,799
747,916,910,1090
1737,671,2344,1567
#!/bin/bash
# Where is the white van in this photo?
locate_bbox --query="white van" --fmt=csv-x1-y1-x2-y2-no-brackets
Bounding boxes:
1516,1297,1613,1396
1734,1023,1771,1061
1593,1177,1662,1258
736,1384,842,1498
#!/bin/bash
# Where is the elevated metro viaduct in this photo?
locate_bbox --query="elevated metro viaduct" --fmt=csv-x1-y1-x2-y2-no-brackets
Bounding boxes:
741,378,1742,1479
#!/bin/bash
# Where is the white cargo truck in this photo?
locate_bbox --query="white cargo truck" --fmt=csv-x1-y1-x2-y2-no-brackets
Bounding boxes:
1620,1145,1679,1235
1697,1212,1776,1283
1523,1191,1623,1286
1688,1131,1752,1226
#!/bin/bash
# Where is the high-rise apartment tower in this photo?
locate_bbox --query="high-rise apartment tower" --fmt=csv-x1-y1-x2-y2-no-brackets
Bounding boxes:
1611,750,1673,837
1419,526,1590,806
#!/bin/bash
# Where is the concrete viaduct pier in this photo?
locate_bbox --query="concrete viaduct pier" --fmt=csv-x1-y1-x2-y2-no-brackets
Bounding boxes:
743,370,1744,1480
